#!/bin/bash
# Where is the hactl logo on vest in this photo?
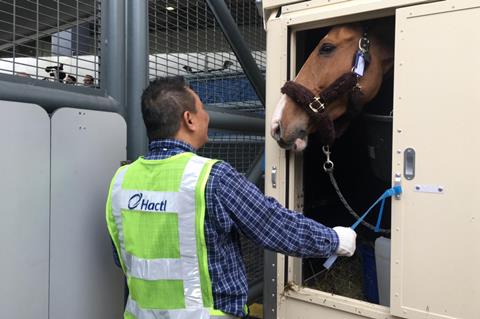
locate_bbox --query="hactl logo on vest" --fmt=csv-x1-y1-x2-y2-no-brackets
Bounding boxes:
128,193,168,212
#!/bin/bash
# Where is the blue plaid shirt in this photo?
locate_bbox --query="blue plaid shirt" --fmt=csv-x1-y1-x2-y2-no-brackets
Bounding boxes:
144,139,339,317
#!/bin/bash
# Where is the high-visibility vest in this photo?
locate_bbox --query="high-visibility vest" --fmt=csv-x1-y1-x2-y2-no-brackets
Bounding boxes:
106,152,239,319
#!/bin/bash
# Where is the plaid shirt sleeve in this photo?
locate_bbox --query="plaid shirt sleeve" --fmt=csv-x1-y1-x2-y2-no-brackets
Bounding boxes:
209,161,339,258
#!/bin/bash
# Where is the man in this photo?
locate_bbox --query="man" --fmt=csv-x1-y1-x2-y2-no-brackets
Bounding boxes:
83,74,94,87
65,74,76,85
106,76,356,319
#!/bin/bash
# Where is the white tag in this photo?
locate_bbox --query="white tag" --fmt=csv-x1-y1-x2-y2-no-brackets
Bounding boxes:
353,52,365,77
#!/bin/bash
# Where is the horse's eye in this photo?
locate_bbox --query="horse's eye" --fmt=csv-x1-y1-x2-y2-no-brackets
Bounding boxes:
319,43,336,55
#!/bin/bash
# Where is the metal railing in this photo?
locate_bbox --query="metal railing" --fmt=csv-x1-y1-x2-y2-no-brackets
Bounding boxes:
0,0,101,88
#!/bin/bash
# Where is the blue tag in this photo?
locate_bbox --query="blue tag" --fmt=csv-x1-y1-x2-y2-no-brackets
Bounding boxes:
353,51,365,77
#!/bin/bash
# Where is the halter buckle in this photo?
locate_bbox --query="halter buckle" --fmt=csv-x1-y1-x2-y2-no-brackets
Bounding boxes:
308,96,325,113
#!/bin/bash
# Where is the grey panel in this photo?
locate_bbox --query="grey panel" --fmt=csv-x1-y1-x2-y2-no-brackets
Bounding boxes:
50,108,126,319
0,101,50,319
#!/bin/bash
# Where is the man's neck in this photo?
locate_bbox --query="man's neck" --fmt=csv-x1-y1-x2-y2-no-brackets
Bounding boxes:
174,132,198,150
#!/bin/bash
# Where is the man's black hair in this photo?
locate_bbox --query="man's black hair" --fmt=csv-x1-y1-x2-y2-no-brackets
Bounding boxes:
141,76,196,141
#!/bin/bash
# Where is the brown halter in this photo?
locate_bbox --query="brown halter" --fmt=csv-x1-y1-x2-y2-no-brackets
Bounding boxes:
280,31,371,145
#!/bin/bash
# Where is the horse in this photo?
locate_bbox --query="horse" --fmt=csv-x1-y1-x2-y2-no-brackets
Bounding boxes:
270,18,395,152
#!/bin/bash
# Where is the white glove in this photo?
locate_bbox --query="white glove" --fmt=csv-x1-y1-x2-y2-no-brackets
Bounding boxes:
333,226,357,257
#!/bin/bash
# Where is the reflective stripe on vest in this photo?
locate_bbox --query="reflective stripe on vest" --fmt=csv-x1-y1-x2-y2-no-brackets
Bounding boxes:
126,296,209,319
109,154,233,318
125,297,239,319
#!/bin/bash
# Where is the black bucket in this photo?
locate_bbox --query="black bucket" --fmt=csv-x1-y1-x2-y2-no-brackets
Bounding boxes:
362,113,393,182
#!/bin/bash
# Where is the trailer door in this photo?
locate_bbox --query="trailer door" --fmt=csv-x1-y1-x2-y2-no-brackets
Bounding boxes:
391,1,480,318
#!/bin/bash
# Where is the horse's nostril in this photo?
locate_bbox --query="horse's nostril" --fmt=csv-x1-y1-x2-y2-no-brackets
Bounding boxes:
298,129,307,138
272,124,281,140
277,138,289,149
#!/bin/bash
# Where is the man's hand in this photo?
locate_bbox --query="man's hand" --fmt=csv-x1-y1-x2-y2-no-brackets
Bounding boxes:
333,226,357,257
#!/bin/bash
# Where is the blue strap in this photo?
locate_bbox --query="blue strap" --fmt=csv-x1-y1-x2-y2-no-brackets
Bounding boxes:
351,185,402,231
375,198,386,232
324,185,402,270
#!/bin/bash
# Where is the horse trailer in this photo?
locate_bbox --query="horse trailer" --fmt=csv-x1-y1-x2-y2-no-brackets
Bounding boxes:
263,0,480,318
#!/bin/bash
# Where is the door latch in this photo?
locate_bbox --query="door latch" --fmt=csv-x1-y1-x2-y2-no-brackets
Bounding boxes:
271,166,277,188
394,173,402,200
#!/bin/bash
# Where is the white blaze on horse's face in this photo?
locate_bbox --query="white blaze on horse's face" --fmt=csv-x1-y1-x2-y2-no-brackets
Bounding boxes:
270,94,285,139
271,94,309,151
270,23,394,152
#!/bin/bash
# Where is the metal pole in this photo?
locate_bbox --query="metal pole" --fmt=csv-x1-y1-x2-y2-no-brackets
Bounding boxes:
206,106,264,134
263,251,277,319
247,151,264,186
126,0,149,160
102,0,126,116
0,79,120,113
206,0,266,107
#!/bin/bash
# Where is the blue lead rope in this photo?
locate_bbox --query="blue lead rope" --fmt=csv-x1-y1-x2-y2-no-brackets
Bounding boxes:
323,185,402,269
351,185,402,231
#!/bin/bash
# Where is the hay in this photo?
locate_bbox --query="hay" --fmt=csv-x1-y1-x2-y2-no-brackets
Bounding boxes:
304,253,366,301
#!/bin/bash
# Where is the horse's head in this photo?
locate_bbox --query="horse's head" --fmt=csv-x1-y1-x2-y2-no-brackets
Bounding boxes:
271,20,394,151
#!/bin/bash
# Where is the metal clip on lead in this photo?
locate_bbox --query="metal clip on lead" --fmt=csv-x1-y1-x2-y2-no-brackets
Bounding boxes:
322,145,334,172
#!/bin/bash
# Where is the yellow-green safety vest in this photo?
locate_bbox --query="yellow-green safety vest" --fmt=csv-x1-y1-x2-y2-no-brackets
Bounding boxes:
106,152,238,319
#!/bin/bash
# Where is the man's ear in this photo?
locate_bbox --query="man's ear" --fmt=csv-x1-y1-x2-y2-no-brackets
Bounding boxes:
182,111,195,132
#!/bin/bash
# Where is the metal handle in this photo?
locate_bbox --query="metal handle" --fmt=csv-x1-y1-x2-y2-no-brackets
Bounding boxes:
403,148,415,180
271,166,277,188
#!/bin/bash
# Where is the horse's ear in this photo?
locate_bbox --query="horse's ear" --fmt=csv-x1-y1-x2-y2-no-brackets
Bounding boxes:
371,17,395,75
